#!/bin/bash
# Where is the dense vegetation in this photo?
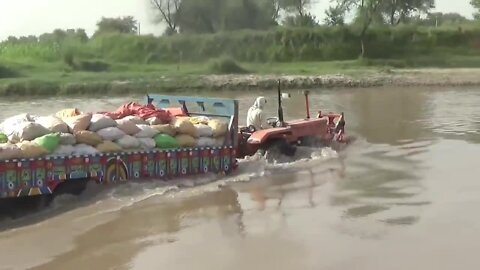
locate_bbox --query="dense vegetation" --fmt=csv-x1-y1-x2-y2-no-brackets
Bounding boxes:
1,25,479,65
2,0,479,64
0,0,479,96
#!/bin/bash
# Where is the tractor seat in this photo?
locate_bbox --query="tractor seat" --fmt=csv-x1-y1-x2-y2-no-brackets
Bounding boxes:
240,125,256,133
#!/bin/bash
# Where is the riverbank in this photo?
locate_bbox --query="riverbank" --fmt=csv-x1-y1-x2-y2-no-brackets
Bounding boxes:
1,65,480,97
201,68,480,89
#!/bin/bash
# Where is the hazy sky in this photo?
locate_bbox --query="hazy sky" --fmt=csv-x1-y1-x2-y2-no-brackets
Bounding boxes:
0,0,475,40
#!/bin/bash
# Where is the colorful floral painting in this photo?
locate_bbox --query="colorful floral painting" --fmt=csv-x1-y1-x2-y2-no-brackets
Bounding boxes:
0,146,236,199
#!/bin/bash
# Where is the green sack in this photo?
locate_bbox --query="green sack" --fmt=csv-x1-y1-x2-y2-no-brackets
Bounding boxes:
33,133,60,153
0,133,7,144
154,134,179,149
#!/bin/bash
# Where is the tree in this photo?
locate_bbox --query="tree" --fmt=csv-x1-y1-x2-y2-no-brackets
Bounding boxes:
324,5,346,26
74,29,89,43
357,0,383,57
278,0,319,27
222,0,278,30
175,0,224,33
149,0,282,34
258,0,283,25
150,0,181,35
471,0,480,19
411,12,469,26
283,13,318,26
94,16,138,36
271,0,282,22
16,35,38,43
381,0,434,25
39,28,89,43
280,0,314,17
172,0,278,33
335,0,382,57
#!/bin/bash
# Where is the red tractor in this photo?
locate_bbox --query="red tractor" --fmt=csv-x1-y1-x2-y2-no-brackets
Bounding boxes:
237,81,348,160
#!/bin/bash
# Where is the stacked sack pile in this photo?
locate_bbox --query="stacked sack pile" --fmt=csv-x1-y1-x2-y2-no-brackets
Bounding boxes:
0,107,229,161
171,116,228,148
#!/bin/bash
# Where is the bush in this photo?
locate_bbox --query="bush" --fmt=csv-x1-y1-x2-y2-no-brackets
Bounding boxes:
0,64,20,78
207,56,249,74
60,46,109,72
144,52,163,64
0,80,60,96
77,60,110,72
62,49,75,68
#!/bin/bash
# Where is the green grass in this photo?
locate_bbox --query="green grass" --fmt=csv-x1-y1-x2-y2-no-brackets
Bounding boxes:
0,59,374,83
2,54,480,97
207,56,250,74
0,64,21,79
0,59,373,96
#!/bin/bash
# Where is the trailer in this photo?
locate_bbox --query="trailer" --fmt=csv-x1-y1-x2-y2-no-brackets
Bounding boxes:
0,94,239,207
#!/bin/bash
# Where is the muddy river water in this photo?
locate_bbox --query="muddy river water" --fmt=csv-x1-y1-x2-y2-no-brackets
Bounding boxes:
0,86,479,270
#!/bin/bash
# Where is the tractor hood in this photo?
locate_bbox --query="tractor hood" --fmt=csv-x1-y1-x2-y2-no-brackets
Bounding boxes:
247,127,292,144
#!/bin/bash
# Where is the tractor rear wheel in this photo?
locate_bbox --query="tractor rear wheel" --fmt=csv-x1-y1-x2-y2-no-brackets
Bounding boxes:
298,136,322,147
264,139,297,162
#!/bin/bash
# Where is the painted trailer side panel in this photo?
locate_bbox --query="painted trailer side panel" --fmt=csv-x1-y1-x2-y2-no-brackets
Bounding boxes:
0,94,240,199
0,146,237,199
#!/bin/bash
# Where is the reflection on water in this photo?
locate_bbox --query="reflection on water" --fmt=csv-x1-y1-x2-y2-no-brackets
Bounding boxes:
0,86,480,269
420,90,480,143
345,87,431,144
29,188,243,270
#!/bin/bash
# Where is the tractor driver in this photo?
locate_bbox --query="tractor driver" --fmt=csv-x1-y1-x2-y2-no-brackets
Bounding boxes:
246,96,269,131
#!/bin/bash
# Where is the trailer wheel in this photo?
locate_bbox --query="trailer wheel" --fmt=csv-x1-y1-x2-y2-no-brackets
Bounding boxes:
34,195,54,210
0,195,54,219
52,179,89,196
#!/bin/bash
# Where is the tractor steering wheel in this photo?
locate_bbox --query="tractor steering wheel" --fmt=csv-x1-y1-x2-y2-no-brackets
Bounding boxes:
267,117,279,127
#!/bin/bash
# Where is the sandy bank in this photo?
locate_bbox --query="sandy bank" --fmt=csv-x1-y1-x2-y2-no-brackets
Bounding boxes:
198,68,480,91
1,68,479,97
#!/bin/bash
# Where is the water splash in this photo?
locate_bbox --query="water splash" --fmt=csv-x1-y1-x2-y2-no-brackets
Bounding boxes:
0,144,341,231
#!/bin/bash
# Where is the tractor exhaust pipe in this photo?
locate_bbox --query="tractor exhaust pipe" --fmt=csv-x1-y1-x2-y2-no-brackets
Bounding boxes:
277,80,284,126
303,90,310,119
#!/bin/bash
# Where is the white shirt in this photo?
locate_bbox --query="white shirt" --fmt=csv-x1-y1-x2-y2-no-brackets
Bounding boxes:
246,107,268,130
